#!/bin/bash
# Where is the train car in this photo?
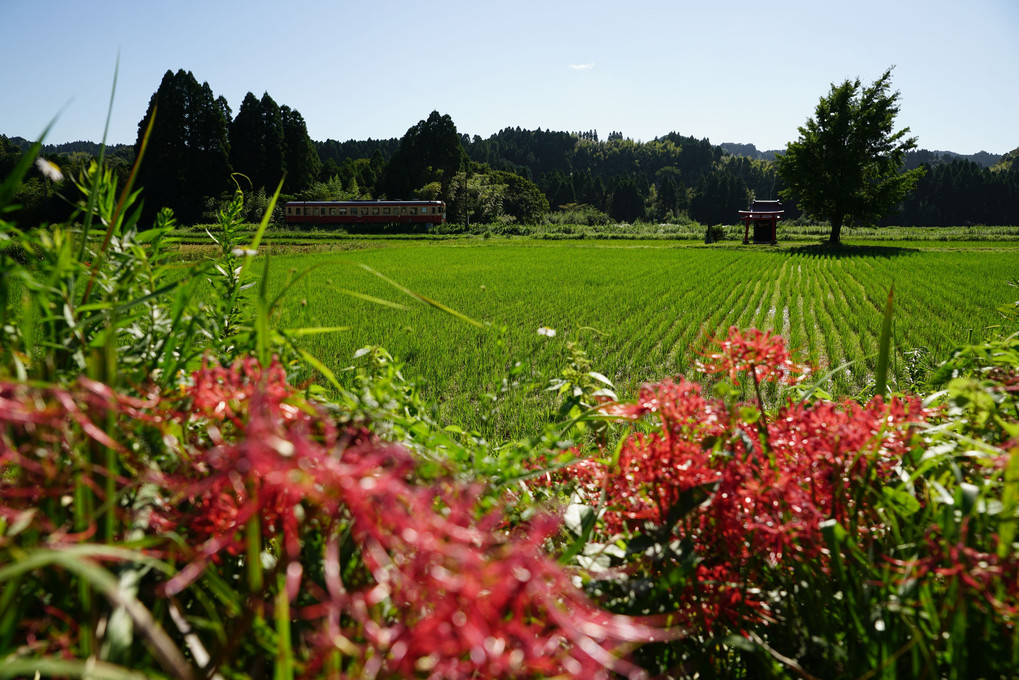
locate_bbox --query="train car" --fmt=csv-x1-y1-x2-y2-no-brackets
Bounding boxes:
284,200,446,227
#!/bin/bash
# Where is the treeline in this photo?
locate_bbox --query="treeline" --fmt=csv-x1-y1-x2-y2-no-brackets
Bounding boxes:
314,125,795,228
2,70,1017,229
720,143,1003,170
898,153,1019,226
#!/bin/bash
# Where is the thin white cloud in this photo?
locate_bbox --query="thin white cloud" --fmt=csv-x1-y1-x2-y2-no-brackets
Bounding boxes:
569,63,596,70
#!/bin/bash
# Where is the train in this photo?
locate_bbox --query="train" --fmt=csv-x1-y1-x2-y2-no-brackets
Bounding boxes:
283,200,446,227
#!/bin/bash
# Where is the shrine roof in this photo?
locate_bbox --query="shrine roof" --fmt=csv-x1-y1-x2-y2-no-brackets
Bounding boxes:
739,199,784,216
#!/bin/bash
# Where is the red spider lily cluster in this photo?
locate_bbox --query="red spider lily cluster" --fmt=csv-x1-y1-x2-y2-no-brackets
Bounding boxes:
5,325,1019,677
548,327,939,632
0,358,668,678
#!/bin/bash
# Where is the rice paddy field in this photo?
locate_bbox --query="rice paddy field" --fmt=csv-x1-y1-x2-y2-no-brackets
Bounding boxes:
260,237,1018,439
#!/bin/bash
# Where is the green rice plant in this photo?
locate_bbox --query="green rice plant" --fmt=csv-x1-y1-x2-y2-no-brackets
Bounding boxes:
245,240,1016,438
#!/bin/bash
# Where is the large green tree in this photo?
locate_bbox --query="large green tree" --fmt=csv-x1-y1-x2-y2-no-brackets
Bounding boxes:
493,170,549,224
775,68,923,244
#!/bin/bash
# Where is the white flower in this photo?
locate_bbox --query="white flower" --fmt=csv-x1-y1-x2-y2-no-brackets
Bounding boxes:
231,247,257,257
35,157,64,182
537,326,556,337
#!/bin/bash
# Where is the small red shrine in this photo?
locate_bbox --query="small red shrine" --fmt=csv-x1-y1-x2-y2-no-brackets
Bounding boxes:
739,199,784,244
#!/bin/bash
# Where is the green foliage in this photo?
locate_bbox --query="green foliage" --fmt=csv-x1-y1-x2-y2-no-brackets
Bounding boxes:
609,176,645,223
297,174,362,203
202,184,283,224
446,170,505,224
689,169,751,225
0,135,21,179
899,157,1019,226
703,223,727,242
546,203,611,227
776,68,925,243
491,169,549,223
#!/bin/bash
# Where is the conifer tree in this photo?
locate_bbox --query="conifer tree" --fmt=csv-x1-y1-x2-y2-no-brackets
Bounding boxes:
228,92,264,191
281,105,321,193
135,69,231,223
229,92,286,193
259,93,286,192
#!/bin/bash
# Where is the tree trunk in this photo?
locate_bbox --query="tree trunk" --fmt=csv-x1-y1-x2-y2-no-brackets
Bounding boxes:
828,217,843,245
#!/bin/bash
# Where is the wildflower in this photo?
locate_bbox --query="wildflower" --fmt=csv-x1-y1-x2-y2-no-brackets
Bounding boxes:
35,156,63,182
315,482,674,679
698,326,808,386
538,326,557,337
152,357,672,676
553,341,930,635
230,247,257,257
899,524,1019,619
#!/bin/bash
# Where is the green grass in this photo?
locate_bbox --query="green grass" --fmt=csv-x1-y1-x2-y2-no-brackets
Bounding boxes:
257,237,1019,439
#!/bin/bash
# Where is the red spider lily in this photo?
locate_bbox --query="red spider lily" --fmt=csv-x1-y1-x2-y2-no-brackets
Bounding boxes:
311,478,675,679
157,358,358,592
554,368,930,634
698,326,809,386
894,525,1019,619
0,379,145,537
150,357,672,677
185,355,294,427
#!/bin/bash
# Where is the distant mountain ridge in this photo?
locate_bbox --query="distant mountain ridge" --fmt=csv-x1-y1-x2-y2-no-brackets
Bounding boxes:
8,137,133,156
720,142,1003,169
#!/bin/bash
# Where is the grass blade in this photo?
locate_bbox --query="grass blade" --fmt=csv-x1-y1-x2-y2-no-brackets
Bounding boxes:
874,285,894,396
281,326,351,337
0,548,193,680
297,348,344,392
0,658,155,680
332,287,409,311
357,263,486,328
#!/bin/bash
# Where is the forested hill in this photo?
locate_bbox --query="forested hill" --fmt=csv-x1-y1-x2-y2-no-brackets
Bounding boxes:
9,137,133,157
720,141,1003,169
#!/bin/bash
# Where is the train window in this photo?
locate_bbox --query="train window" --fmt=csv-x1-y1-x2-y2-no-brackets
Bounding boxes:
304,208,310,216
401,207,407,214
339,208,347,215
372,208,379,215
410,208,417,215
361,208,368,215
383,207,391,215
329,208,336,215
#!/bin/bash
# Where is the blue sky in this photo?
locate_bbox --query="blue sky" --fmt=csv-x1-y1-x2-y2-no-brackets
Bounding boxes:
2,0,1017,154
